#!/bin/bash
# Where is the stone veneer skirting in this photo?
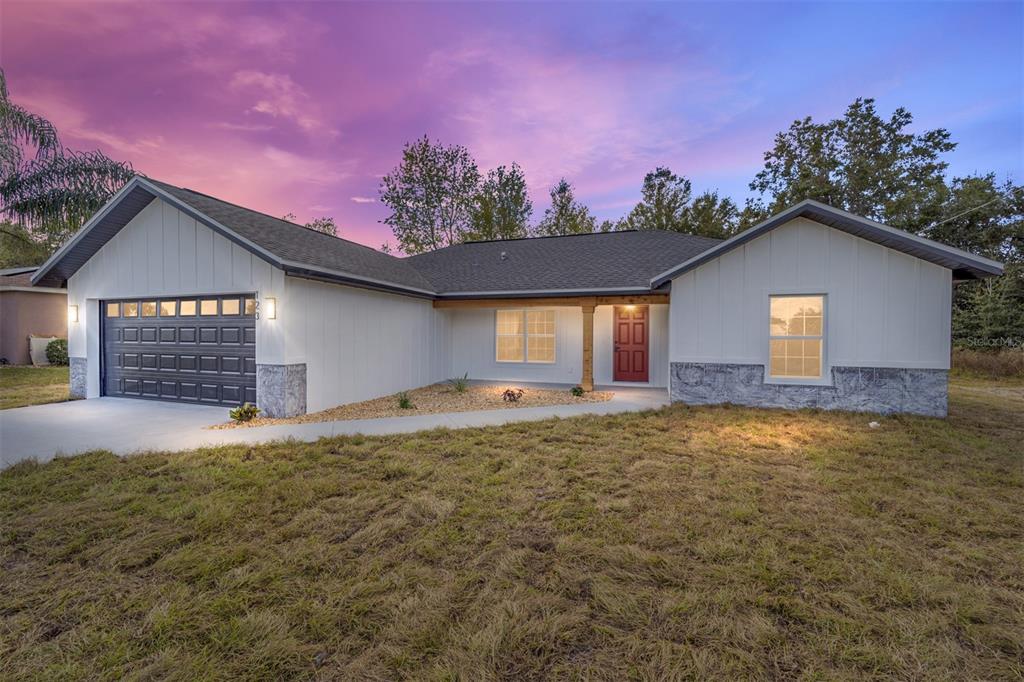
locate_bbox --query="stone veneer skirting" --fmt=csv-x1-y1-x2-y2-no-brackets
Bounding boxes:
670,363,948,417
69,356,88,399
257,363,307,418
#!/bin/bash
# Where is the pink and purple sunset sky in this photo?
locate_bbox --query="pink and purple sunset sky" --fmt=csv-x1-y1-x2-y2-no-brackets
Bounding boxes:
2,1,1021,249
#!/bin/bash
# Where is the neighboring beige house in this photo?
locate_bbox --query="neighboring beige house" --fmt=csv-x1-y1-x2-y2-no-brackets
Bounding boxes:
0,266,68,365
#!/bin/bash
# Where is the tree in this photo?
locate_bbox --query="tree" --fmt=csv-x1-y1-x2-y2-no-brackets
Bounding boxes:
936,175,1024,347
282,213,339,237
304,216,337,237
750,98,954,233
737,197,770,231
534,178,596,236
924,174,1023,262
1,150,135,253
0,69,134,253
680,190,740,239
378,136,481,254
0,70,59,179
0,221,49,267
622,167,691,231
467,164,531,241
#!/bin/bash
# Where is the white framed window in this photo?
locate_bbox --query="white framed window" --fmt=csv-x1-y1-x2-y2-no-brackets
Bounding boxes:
496,309,556,363
768,295,824,381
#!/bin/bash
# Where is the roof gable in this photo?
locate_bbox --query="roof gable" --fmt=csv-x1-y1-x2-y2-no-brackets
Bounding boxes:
650,200,1004,286
32,176,434,295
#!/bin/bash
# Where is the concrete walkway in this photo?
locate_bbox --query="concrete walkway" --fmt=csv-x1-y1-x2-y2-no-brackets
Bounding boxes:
0,387,668,469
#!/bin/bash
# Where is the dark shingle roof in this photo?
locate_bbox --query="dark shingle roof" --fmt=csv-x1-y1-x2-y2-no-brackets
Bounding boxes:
151,178,722,296
0,268,37,286
148,180,435,293
405,230,722,294
33,175,1002,295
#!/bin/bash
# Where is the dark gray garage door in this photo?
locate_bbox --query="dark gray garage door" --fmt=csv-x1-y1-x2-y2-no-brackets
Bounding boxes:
102,294,257,406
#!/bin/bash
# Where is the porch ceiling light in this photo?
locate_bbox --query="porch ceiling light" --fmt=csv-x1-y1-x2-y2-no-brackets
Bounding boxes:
68,304,79,323
264,297,277,320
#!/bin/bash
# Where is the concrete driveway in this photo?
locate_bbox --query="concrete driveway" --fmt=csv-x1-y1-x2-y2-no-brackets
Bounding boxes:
0,388,669,469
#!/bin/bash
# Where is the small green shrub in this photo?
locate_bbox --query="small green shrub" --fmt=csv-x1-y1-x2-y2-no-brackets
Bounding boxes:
229,403,260,422
570,385,585,397
45,338,68,366
397,392,414,409
502,388,524,403
448,372,470,393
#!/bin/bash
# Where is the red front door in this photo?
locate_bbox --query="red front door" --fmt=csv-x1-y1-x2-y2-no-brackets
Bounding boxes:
613,306,649,382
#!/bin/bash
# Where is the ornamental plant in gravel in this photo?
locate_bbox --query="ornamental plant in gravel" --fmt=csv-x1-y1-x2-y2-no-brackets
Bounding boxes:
229,403,260,422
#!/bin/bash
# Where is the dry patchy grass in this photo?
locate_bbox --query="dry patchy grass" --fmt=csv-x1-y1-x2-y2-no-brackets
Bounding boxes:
1,379,1021,680
0,366,70,410
952,347,1024,379
213,383,612,429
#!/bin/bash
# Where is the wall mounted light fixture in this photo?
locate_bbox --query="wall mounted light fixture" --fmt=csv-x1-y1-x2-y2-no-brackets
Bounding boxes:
68,304,79,323
264,297,277,320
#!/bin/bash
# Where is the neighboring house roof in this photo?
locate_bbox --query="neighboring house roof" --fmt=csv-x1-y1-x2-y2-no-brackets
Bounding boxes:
0,267,64,294
651,199,1004,286
32,176,1003,298
0,266,39,277
407,230,721,296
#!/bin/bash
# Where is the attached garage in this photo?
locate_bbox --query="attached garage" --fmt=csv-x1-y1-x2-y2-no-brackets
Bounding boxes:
102,295,257,406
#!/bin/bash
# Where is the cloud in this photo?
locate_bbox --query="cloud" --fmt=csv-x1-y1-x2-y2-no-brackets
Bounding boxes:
229,70,333,135
418,38,758,208
208,121,275,132
12,90,165,156
350,196,376,204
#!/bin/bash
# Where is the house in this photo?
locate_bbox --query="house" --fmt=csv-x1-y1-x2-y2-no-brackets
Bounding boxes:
0,266,68,365
31,176,1003,418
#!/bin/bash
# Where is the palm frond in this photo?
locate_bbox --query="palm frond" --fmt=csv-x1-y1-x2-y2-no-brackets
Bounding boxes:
0,69,61,176
0,150,134,249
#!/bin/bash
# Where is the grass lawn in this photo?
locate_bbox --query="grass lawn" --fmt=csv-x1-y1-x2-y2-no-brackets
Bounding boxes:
1,380,1021,680
0,365,70,410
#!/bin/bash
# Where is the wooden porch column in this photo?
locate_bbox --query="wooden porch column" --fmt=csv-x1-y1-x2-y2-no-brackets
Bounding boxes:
581,299,596,392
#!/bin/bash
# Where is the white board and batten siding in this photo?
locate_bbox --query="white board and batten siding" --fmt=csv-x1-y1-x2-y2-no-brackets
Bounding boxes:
283,277,450,413
447,304,669,388
669,217,952,371
67,198,286,398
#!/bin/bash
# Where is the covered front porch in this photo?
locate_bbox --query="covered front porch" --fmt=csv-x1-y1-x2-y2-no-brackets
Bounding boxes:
434,294,671,391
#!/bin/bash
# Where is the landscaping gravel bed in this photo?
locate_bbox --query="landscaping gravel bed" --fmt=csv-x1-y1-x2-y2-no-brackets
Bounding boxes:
212,383,613,428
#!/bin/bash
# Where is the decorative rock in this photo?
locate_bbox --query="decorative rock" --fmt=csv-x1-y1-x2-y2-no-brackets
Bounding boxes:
69,356,88,399
256,363,307,417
